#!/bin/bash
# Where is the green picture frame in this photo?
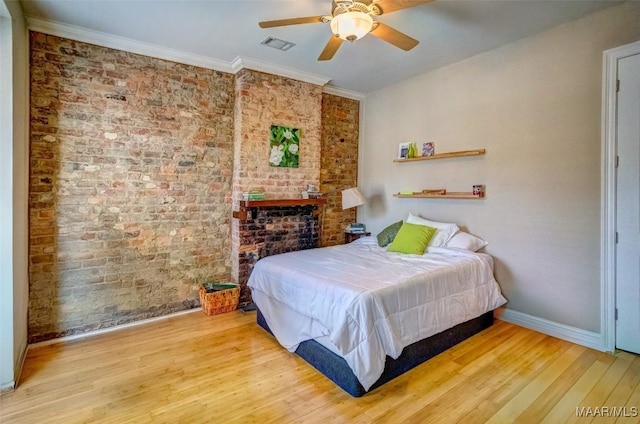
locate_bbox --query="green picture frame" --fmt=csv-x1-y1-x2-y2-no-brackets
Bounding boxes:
269,125,300,168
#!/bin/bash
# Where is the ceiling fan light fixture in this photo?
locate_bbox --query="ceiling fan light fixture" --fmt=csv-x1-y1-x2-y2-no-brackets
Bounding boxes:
330,11,373,42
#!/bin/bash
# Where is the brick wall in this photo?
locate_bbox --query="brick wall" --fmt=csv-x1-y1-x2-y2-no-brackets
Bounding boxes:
231,69,323,299
28,33,360,341
29,33,235,342
231,69,323,202
320,93,360,246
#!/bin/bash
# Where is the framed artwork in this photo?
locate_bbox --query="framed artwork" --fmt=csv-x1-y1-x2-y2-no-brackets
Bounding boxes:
422,142,435,157
398,142,411,159
269,125,300,168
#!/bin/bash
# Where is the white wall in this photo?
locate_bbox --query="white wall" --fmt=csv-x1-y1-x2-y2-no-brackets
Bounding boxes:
360,2,640,333
0,0,28,390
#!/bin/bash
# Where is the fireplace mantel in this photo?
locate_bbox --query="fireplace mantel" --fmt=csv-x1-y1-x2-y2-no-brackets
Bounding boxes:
233,198,326,220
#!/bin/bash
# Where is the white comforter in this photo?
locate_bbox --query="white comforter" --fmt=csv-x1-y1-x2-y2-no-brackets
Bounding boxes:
247,236,507,390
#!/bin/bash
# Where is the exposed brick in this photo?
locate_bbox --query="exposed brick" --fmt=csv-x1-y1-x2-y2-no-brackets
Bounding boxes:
230,70,323,291
29,32,234,342
28,33,360,342
321,94,360,246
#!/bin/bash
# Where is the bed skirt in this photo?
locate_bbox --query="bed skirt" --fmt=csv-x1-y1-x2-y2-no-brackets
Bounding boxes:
256,308,494,397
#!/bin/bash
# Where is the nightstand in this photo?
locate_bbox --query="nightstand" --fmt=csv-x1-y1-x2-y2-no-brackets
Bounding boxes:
344,232,371,244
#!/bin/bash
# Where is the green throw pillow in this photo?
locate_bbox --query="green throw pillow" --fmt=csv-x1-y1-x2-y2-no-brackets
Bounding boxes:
376,220,404,247
387,222,437,255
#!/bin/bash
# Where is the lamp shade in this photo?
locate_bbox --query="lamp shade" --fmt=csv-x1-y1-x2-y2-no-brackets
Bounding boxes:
330,11,374,42
341,187,365,210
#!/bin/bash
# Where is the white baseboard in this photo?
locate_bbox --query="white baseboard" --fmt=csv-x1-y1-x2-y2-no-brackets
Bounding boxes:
29,308,201,349
0,381,15,393
496,307,606,352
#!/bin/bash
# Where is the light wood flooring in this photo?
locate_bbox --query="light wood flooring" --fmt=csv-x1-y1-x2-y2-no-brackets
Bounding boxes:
1,310,638,423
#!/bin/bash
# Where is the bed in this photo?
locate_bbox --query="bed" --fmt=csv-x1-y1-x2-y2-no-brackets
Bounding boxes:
247,234,507,397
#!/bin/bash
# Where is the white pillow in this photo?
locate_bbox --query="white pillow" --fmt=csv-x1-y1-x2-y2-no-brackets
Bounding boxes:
445,231,488,252
406,213,459,247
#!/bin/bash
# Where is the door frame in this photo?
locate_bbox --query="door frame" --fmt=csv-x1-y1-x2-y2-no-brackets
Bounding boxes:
601,39,640,352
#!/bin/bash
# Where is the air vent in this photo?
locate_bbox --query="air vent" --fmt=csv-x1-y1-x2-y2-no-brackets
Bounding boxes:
261,36,296,51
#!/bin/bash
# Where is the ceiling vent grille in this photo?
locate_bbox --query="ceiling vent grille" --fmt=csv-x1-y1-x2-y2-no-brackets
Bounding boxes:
260,36,296,51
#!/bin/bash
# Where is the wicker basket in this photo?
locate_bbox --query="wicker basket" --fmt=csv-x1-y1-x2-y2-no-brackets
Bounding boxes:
199,285,240,316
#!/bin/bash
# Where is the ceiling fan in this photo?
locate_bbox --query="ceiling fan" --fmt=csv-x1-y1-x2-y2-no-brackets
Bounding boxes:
259,0,432,61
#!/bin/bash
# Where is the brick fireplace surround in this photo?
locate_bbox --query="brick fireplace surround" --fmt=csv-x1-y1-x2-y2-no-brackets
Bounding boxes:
235,202,322,304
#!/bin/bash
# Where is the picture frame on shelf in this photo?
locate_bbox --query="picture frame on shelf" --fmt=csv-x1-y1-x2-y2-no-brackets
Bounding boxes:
422,142,435,157
398,142,411,159
473,185,485,197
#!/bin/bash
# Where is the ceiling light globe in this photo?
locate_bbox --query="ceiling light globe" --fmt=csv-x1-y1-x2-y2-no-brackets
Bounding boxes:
330,11,374,42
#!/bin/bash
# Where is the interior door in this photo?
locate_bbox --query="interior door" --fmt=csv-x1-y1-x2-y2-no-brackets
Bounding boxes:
615,53,640,354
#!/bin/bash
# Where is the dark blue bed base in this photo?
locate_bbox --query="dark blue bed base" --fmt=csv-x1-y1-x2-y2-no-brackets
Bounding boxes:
256,308,494,397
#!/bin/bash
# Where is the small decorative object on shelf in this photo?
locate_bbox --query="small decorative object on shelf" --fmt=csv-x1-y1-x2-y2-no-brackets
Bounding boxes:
398,142,411,159
408,142,418,158
243,190,266,201
422,188,446,195
473,185,485,197
302,184,322,199
422,142,435,157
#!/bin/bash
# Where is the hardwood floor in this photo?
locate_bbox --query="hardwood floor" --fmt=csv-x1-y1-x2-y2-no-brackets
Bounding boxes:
1,310,638,423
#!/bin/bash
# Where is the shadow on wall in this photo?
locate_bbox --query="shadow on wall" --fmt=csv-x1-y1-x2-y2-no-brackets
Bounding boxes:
366,186,388,218
491,256,513,307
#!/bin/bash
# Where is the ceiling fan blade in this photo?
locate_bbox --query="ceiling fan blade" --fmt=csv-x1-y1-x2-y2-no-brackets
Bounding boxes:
318,36,343,61
373,0,433,15
259,16,324,28
370,22,419,51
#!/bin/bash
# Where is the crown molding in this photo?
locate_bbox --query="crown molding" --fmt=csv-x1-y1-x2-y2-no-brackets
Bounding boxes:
26,17,365,99
231,56,365,99
231,56,331,87
26,16,234,74
322,85,365,101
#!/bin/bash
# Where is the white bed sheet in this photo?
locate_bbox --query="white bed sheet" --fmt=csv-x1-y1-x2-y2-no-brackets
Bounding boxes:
248,236,507,390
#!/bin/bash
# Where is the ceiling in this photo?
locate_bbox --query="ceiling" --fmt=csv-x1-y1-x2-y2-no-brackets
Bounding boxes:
20,0,621,94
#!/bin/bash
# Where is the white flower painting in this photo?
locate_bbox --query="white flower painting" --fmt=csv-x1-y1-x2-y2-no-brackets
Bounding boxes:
269,125,300,168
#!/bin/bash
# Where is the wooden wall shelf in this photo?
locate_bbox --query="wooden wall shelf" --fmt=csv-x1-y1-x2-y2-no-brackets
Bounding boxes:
233,198,327,220
394,192,484,200
393,148,485,163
